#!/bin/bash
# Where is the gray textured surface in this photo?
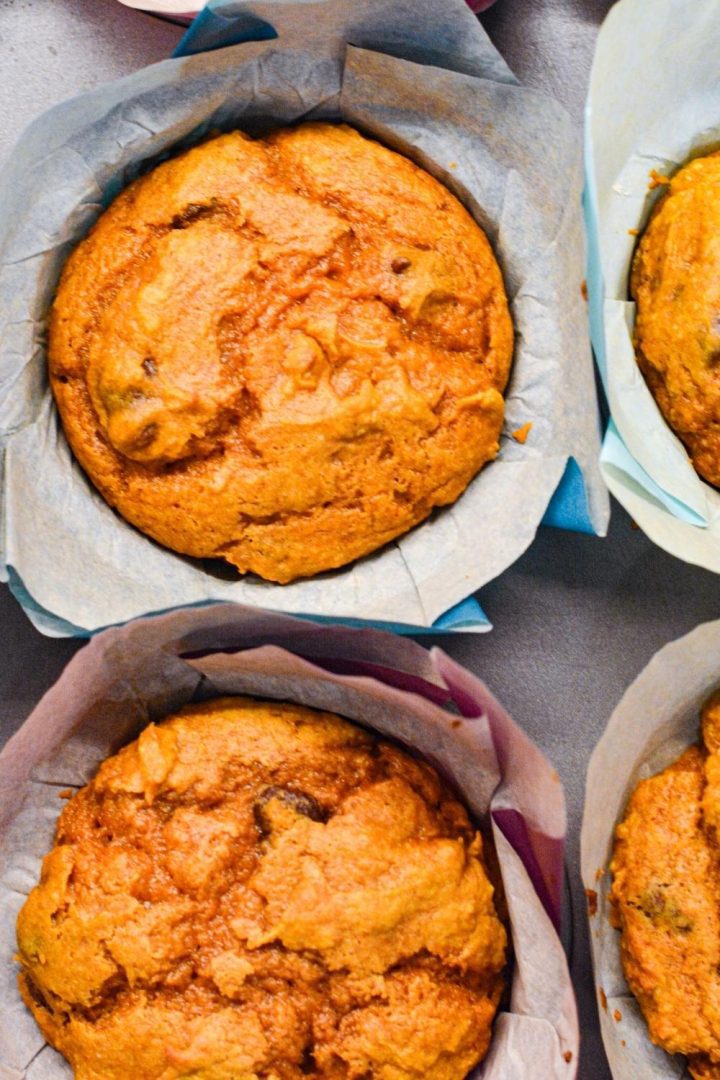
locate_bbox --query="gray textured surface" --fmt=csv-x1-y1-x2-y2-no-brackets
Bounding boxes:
1,2,715,1078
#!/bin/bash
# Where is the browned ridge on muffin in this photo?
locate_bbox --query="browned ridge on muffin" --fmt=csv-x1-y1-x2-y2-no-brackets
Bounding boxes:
610,691,720,1078
631,151,720,487
48,122,513,583
16,697,507,1080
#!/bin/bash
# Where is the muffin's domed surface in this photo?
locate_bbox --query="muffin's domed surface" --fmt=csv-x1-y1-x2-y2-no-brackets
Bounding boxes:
49,123,513,582
17,696,507,1079
632,152,720,487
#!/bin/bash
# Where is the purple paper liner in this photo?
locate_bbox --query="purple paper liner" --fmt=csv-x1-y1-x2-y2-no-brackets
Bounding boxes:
182,647,455,708
435,652,566,930
492,808,563,932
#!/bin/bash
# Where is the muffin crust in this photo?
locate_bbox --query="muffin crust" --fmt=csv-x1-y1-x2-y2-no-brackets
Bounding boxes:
49,123,513,582
17,697,506,1080
631,152,720,486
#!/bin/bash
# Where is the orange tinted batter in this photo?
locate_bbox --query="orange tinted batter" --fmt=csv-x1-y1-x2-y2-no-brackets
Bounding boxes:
17,698,506,1079
49,124,513,582
632,152,720,486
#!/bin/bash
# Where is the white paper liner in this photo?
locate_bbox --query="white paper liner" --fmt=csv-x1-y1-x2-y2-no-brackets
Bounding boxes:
581,619,720,1079
0,0,608,636
120,0,196,11
115,0,500,16
587,0,720,568
0,603,578,1077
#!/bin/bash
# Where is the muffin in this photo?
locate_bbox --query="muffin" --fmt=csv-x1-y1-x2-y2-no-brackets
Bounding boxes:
16,697,507,1080
631,151,720,487
48,122,513,583
609,691,720,1078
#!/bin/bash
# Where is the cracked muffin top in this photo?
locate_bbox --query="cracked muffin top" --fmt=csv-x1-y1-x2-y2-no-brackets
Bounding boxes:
48,122,513,583
16,696,507,1080
609,691,720,1079
631,152,720,487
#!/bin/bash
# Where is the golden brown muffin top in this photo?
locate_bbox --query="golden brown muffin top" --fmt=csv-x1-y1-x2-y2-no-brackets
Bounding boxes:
631,151,720,487
17,697,506,1080
48,123,513,583
610,691,720,1078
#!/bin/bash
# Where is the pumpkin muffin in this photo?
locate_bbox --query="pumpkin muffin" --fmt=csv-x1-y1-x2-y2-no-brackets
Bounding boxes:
609,691,720,1078
16,697,507,1080
631,151,720,487
48,123,513,583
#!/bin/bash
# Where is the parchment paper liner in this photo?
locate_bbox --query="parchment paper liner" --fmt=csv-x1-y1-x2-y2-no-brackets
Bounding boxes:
581,619,720,1078
0,0,607,636
586,0,720,570
0,603,577,1077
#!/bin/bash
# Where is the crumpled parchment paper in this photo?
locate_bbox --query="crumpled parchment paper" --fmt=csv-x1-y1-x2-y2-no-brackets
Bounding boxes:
0,0,607,636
